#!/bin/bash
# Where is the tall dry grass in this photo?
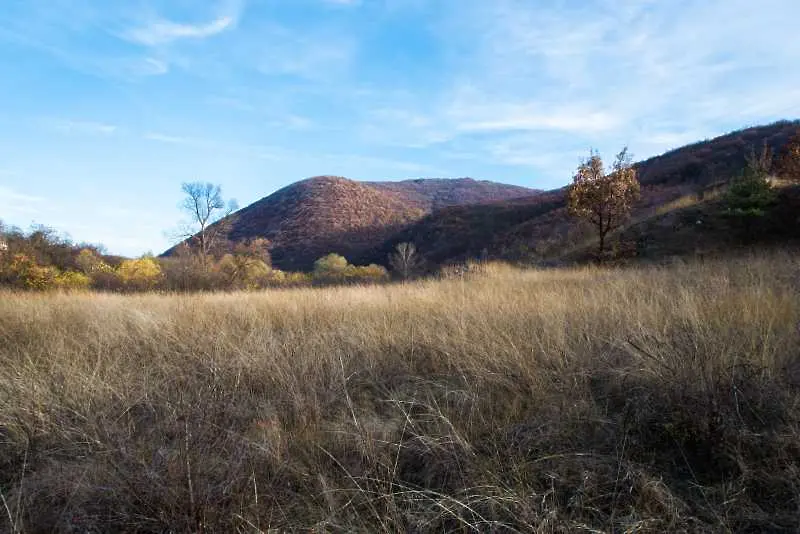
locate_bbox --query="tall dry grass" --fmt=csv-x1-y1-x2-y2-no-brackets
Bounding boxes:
1,253,799,532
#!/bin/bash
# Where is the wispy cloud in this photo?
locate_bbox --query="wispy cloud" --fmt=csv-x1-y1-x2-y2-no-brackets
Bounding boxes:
122,0,244,46
0,186,47,218
254,32,356,81
451,105,620,135
144,132,201,145
323,0,362,6
320,153,445,176
125,15,237,46
349,0,800,176
46,119,119,135
271,115,315,131
448,0,800,138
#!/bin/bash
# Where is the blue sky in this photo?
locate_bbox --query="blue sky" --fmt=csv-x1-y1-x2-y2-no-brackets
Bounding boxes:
0,0,798,256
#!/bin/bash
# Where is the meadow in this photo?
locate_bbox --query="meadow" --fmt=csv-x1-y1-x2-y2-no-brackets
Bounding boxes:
1,254,799,533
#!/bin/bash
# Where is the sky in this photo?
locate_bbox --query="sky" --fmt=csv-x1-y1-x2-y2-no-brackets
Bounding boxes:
0,0,798,256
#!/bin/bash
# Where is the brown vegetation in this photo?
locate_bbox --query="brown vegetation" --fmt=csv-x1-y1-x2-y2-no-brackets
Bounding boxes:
777,129,800,181
155,121,800,273
365,177,538,210
568,148,641,256
167,176,539,272
1,254,799,532
384,121,800,268
0,225,391,292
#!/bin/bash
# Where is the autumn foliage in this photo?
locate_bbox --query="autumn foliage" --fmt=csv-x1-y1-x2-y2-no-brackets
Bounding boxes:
312,253,389,285
568,147,641,256
0,222,390,292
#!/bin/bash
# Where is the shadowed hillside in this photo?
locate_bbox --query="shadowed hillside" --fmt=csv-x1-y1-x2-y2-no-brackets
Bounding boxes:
636,120,800,187
164,120,799,271
223,176,424,271
169,176,539,271
377,120,800,267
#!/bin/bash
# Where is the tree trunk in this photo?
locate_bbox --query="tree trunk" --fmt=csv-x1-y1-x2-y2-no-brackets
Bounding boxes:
598,230,606,257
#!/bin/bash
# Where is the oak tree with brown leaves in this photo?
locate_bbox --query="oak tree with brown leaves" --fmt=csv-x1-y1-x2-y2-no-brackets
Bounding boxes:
568,147,641,257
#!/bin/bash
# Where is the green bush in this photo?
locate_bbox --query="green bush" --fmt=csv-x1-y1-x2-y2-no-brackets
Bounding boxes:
723,167,777,240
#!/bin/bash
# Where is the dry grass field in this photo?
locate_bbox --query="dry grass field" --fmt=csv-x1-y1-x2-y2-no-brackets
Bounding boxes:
1,255,799,533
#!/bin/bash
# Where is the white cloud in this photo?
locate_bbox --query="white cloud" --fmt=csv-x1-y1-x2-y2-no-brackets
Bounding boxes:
348,0,799,179
0,186,47,218
272,115,315,130
137,57,170,75
450,0,800,133
255,34,355,81
46,119,118,135
323,0,361,5
123,0,245,46
454,108,620,135
126,15,237,46
144,132,203,145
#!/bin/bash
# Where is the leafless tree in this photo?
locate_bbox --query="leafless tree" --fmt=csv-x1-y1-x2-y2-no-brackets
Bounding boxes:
179,182,238,266
389,242,420,280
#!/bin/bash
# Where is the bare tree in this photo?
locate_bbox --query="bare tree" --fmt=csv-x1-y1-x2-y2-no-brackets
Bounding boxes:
744,142,774,178
179,182,238,265
389,242,420,280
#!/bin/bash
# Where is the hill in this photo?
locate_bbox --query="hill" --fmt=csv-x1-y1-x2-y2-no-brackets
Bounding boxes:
167,120,799,271
375,120,800,267
205,176,538,271
365,177,538,210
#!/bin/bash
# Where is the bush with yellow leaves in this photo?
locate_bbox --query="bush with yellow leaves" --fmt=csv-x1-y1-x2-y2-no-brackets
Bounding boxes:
215,254,272,290
345,264,389,284
54,271,92,291
1,253,57,289
116,257,163,291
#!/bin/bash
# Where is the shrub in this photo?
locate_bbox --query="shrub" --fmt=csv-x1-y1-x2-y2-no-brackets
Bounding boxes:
723,162,777,240
76,248,113,275
1,253,58,289
116,257,163,291
159,253,214,292
54,271,92,290
345,264,389,284
275,270,312,287
215,254,272,290
313,253,350,283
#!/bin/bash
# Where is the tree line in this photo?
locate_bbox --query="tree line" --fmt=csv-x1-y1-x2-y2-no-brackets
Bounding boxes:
0,181,419,291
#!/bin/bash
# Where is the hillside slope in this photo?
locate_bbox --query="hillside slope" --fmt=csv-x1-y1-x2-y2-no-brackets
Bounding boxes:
196,176,539,271
375,120,800,267
168,121,799,271
365,177,538,210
